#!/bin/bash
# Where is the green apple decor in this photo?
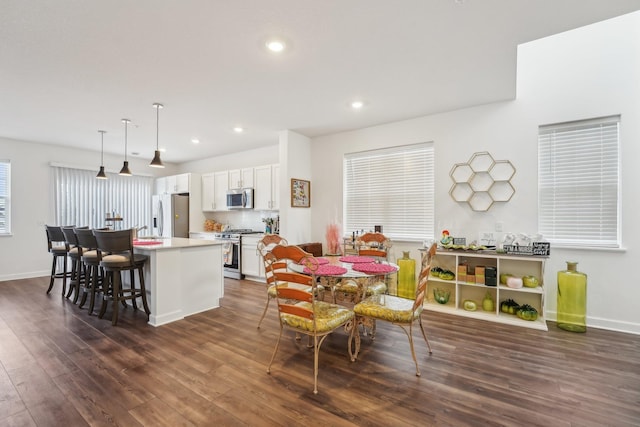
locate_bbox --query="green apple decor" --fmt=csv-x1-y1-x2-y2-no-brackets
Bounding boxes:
522,275,539,288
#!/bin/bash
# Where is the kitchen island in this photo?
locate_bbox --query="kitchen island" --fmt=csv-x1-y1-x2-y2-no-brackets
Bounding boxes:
133,237,223,326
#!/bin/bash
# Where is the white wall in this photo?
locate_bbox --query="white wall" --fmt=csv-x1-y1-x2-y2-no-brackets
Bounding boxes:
0,137,175,281
278,130,312,245
310,12,640,334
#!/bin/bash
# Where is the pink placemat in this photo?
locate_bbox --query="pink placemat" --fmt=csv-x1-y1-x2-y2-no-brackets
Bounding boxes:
298,257,330,265
303,264,348,275
133,240,162,246
352,263,398,274
338,255,376,263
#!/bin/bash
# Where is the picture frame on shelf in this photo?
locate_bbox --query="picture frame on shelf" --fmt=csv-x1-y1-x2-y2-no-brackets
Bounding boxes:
291,178,311,208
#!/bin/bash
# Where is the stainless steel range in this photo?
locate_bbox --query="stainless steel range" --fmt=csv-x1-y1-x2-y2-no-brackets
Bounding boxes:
214,229,262,279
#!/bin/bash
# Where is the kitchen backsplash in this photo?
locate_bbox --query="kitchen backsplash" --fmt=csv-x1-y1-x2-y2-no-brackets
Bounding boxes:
202,210,278,233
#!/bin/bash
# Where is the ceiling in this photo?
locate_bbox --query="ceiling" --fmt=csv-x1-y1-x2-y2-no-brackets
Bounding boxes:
2,1,640,164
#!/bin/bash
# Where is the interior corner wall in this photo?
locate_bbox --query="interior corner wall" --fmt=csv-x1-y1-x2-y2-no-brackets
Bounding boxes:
278,130,312,245
310,11,640,334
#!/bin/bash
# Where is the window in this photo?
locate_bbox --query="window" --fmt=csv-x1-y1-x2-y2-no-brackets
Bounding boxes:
344,142,434,241
538,116,620,248
0,160,10,234
52,166,153,230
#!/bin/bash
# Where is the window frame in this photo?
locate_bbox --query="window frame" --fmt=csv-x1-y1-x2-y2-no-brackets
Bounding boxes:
0,160,11,235
537,115,621,249
343,142,434,242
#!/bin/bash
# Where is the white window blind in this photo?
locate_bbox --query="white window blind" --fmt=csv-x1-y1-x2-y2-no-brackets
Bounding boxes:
0,160,11,234
538,116,620,248
52,166,154,230
344,142,434,241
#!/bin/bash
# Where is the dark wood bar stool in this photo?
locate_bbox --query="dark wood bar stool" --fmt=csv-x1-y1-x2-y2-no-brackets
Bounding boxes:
93,229,150,326
61,226,88,303
75,228,103,315
45,225,71,296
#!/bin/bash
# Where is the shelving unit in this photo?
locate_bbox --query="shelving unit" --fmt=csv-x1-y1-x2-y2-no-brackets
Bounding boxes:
425,249,548,330
104,217,123,230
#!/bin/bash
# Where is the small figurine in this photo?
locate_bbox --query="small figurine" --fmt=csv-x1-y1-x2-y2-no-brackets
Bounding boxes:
441,229,452,245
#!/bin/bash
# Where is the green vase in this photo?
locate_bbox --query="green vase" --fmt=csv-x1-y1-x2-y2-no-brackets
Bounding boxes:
397,251,416,298
557,261,587,332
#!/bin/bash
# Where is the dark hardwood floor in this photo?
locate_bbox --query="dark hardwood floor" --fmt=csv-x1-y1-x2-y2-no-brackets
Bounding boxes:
1,276,639,427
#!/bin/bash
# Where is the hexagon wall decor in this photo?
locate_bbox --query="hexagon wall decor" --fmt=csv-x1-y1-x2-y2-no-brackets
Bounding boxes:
449,151,516,211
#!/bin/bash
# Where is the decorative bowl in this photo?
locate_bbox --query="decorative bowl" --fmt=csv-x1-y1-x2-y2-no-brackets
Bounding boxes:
433,288,451,304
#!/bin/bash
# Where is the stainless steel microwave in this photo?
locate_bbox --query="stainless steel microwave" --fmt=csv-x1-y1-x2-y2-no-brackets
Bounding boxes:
226,188,254,209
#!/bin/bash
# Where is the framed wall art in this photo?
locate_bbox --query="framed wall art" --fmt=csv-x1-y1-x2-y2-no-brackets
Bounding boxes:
291,178,310,208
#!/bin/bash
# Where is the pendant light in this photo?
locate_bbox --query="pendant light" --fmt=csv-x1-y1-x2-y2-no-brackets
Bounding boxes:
96,130,108,179
119,118,132,176
149,103,165,168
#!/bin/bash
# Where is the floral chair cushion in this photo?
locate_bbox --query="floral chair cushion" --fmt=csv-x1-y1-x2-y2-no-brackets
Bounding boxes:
280,301,354,333
354,294,422,323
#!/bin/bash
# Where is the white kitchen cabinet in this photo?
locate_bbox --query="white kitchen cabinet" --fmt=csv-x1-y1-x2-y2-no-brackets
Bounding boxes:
155,173,190,194
425,250,547,331
228,168,254,189
241,234,264,281
201,171,229,211
254,164,279,210
173,173,190,193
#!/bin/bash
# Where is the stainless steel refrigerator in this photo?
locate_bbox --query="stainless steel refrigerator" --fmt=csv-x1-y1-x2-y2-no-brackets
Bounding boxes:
152,193,189,238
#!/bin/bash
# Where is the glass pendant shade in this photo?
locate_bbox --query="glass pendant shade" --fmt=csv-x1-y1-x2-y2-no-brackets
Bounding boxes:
149,103,165,168
96,130,108,179
119,118,132,176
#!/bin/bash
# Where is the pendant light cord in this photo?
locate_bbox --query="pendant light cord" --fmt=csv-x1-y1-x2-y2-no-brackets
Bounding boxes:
156,104,160,150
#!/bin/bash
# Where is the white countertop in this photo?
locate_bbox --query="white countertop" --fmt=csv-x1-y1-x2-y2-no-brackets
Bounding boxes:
133,237,223,251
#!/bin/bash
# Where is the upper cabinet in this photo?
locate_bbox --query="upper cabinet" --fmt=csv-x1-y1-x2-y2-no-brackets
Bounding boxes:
254,164,280,210
228,168,254,189
202,171,229,212
200,163,279,212
155,173,190,195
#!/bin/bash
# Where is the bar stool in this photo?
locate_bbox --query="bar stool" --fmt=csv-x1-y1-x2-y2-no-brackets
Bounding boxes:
45,225,71,295
93,228,150,326
61,226,88,303
75,228,103,315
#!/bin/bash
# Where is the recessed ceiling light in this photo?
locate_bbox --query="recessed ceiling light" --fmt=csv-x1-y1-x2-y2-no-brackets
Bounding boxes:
233,127,245,133
351,101,364,109
266,40,286,53
191,138,200,144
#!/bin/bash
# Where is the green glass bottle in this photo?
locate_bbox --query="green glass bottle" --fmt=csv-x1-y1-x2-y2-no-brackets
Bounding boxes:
397,251,416,298
557,261,587,332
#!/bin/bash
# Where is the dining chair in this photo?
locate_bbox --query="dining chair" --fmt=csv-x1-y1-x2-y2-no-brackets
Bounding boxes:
265,244,355,395
356,232,391,260
93,228,150,326
352,242,437,376
256,233,289,329
45,225,72,296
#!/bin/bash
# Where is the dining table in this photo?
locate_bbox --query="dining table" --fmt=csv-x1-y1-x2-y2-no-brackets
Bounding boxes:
290,254,399,361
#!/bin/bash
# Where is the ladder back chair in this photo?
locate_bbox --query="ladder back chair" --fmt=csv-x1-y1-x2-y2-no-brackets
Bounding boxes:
265,244,355,395
352,243,437,376
256,233,289,329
